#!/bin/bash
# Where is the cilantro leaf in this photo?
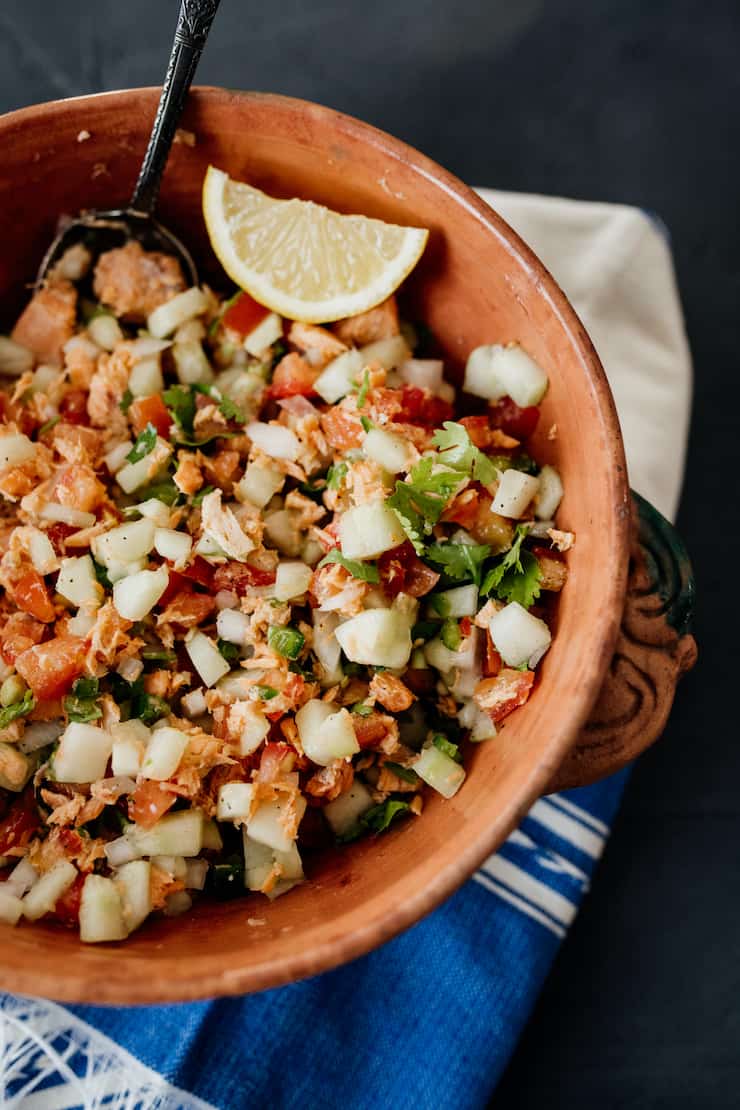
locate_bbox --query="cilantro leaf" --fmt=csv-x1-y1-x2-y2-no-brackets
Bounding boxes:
432,733,462,762
360,415,373,433
480,525,542,609
411,618,440,643
163,385,196,435
192,484,215,507
126,423,158,464
431,421,497,485
382,761,420,784
351,702,373,717
0,690,35,729
136,478,181,506
317,549,380,583
217,394,246,423
217,638,240,663
119,388,134,414
268,625,305,660
355,369,370,409
386,457,463,554
425,542,491,586
254,685,278,701
361,799,411,834
326,462,348,491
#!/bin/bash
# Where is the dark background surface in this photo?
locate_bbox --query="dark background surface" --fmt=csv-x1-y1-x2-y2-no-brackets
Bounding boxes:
0,1,735,1105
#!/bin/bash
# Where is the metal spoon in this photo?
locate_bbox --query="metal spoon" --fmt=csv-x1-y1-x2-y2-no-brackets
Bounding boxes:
36,0,222,289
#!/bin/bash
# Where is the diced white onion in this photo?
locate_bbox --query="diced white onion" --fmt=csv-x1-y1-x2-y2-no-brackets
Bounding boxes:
56,554,103,608
216,608,250,645
0,889,23,925
104,557,148,584
186,631,230,687
295,700,359,766
5,857,39,898
335,609,412,669
128,356,164,397
243,312,283,356
234,464,285,508
18,720,63,754
398,358,444,392
464,343,549,407
0,433,35,469
363,427,414,473
39,502,96,529
339,500,406,560
488,601,552,668
133,498,172,527
54,722,113,783
414,745,466,798
274,561,312,601
112,566,169,621
141,726,188,781
105,440,133,474
313,348,364,404
129,336,172,360
154,527,192,566
147,287,209,339
0,336,34,377
359,335,411,370
236,705,270,756
217,782,254,822
111,735,144,777
323,782,374,836
87,313,123,351
246,421,300,461
79,874,127,942
29,529,57,575
536,465,563,520
151,854,187,879
180,687,207,718
173,339,214,385
105,836,139,867
491,470,540,519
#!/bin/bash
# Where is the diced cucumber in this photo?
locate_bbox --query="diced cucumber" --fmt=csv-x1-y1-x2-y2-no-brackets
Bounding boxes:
246,795,307,854
464,343,548,407
202,818,224,851
80,874,128,942
243,831,274,892
244,312,282,357
56,555,103,608
295,700,359,766
126,809,204,858
313,348,364,403
141,726,189,781
235,464,285,508
338,500,406,560
186,631,231,687
22,860,77,921
53,723,113,784
274,560,313,601
0,888,23,925
429,584,479,619
536,465,564,520
414,745,466,799
335,608,412,669
115,860,152,933
359,335,411,370
488,601,551,668
323,782,375,836
492,470,540,519
112,566,169,621
217,782,254,822
363,427,414,474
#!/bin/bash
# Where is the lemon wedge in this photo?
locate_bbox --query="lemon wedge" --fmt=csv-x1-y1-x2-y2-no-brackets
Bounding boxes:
202,166,429,324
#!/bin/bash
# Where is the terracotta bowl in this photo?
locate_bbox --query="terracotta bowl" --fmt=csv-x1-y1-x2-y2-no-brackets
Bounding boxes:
0,88,695,1003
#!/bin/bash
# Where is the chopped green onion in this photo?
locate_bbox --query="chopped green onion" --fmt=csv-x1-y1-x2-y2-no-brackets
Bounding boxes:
268,625,305,660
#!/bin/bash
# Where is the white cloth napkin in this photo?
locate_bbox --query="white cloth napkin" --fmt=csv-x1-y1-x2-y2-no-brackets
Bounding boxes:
477,190,693,522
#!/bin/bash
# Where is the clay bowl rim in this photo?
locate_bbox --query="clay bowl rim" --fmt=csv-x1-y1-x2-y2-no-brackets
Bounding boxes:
0,87,629,1003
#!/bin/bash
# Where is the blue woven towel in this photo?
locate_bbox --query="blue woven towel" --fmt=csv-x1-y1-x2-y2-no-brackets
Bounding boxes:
0,192,691,1109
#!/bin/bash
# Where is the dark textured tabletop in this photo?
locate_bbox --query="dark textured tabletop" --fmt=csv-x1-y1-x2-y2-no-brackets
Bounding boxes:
0,1,734,1105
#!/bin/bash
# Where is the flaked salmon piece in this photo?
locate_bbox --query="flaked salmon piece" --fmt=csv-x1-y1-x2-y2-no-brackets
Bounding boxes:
93,241,186,321
52,463,106,513
547,528,575,553
143,669,192,699
320,404,364,452
150,864,185,911
345,459,388,505
202,449,240,491
368,672,415,713
311,562,368,617
287,322,347,369
86,344,133,434
11,279,77,367
376,763,419,794
85,600,140,672
332,295,399,346
52,422,104,467
283,488,325,530
305,759,353,801
0,442,54,504
173,449,204,495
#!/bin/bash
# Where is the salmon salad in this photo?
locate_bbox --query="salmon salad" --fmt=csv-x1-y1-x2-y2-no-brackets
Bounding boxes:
0,235,571,942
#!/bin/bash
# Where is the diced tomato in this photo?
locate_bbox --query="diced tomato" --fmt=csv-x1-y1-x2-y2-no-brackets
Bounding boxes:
128,781,177,829
352,712,392,749
476,668,535,723
59,388,90,426
321,406,364,451
221,291,270,338
458,415,492,448
0,787,40,854
488,397,540,440
49,873,84,928
177,557,215,590
161,588,215,626
213,560,276,594
377,542,440,599
14,635,86,701
0,613,46,666
28,697,63,721
269,353,318,399
46,522,77,554
394,385,454,427
459,617,473,637
129,394,172,438
10,569,56,623
204,450,240,488
483,631,502,677
257,742,296,782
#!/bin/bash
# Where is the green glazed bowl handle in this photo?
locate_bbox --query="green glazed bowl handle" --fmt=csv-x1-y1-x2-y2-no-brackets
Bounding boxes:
551,491,697,792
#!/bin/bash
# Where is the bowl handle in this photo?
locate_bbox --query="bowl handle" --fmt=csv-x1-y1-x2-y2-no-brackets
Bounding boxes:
548,491,697,792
